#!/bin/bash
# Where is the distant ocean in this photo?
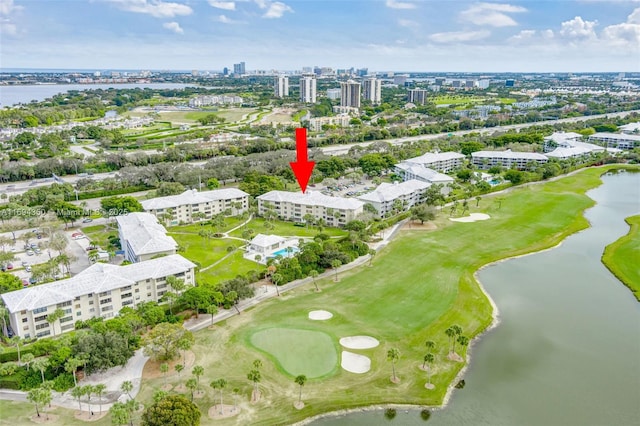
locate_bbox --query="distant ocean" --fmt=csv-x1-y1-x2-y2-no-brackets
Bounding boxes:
0,83,196,107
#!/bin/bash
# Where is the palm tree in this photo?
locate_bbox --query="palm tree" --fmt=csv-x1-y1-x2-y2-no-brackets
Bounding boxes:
214,378,227,411
9,336,22,365
21,353,34,370
331,259,341,282
387,348,400,382
207,304,218,325
295,375,307,404
94,383,106,414
424,353,435,387
192,365,204,392
47,308,65,337
247,369,261,400
0,305,9,337
65,357,83,387
272,273,283,297
309,270,319,291
32,357,50,384
425,340,436,354
368,248,376,267
84,385,94,416
445,327,456,355
71,386,84,411
451,325,463,354
175,363,184,378
120,380,133,400
185,378,197,402
475,196,482,207
253,359,262,370
160,363,169,386
457,335,469,358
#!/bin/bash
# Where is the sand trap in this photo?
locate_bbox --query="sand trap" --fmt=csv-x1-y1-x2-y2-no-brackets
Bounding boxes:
308,310,333,320
450,213,491,223
341,351,371,374
339,336,379,350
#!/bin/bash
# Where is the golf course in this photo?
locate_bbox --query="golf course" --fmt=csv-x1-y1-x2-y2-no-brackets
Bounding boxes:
602,214,640,300
132,165,639,425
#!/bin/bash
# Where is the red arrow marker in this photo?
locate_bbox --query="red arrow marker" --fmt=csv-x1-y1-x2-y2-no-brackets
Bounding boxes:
290,127,315,193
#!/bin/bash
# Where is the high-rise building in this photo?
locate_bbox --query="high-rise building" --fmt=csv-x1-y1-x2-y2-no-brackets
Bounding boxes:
223,67,229,76
340,80,361,108
274,75,289,98
408,89,429,105
233,62,246,75
362,77,382,105
394,74,409,86
300,74,317,103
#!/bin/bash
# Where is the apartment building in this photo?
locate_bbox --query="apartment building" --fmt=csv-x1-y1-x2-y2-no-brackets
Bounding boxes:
358,180,430,218
471,150,548,170
117,213,178,263
588,132,640,150
340,80,361,109
257,191,364,227
308,115,351,131
142,189,249,226
401,152,465,173
408,89,429,105
543,132,583,152
393,163,454,192
274,75,289,98
0,255,196,339
362,77,381,105
300,74,317,104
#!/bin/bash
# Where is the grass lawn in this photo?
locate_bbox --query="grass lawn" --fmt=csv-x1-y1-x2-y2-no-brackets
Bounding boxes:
228,218,347,239
155,110,216,123
250,327,338,378
196,249,258,283
167,217,245,235
217,107,258,123
601,214,640,301
0,401,111,426
168,232,245,268
134,165,640,425
82,224,119,250
432,95,484,105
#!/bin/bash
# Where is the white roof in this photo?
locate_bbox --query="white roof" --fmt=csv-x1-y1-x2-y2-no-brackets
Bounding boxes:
358,180,430,203
141,188,248,210
618,122,640,133
544,132,582,144
395,163,454,183
1,254,195,313
545,146,592,159
589,132,640,141
250,234,286,248
257,191,364,211
471,150,548,160
116,212,177,255
405,151,465,165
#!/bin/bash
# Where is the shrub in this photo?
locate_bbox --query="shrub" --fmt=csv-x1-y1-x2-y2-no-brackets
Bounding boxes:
420,409,432,421
52,373,75,392
384,408,397,420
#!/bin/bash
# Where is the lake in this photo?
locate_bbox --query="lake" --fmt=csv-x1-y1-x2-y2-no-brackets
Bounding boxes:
0,83,196,107
312,171,640,426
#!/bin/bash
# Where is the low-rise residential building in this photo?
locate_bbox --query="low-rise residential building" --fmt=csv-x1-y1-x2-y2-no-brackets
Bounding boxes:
543,132,583,152
618,122,640,134
257,191,364,227
358,180,430,218
471,150,548,170
117,213,178,263
141,189,249,225
308,115,351,131
0,254,196,339
400,152,465,173
588,132,640,150
248,234,287,255
394,163,454,192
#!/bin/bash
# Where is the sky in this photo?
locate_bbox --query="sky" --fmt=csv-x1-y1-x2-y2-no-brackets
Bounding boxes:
1,0,639,72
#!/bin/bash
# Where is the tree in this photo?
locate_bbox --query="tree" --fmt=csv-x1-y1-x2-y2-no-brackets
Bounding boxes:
247,369,261,399
445,327,456,354
210,378,227,411
295,375,307,404
65,357,83,387
166,275,186,296
309,269,319,291
271,273,282,297
32,357,50,384
141,394,201,426
192,365,204,391
410,204,436,225
10,336,23,365
120,380,133,401
206,304,218,325
109,402,130,426
46,307,65,337
424,353,435,387
0,305,10,337
71,386,84,411
475,196,482,207
0,273,22,294
387,348,400,382
175,363,184,378
185,378,197,402
451,325,463,354
457,335,469,356
176,333,195,367
160,363,169,386
144,323,194,361
84,385,94,415
28,387,51,419
94,383,107,414
206,177,220,189
331,259,342,282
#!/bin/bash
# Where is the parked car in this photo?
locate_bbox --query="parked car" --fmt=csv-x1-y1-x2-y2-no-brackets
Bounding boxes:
25,266,32,272
21,261,29,267
26,250,34,256
34,248,42,254
86,246,98,251
82,218,93,223
22,279,29,287
29,277,37,285
6,263,13,270
30,243,38,249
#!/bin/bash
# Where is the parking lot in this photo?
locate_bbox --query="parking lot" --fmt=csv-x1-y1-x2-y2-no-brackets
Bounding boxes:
311,177,377,199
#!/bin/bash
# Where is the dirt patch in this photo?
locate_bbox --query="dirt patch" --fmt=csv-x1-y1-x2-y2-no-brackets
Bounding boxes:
294,401,305,410
425,383,436,390
142,350,195,379
447,352,464,363
402,221,437,231
174,383,187,392
73,411,108,422
390,376,401,384
251,390,262,403
208,404,240,419
30,414,59,424
194,390,206,399
161,384,173,391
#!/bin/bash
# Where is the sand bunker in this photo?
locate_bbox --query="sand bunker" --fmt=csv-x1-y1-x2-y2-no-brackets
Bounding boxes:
308,310,333,320
339,336,380,350
450,213,491,223
341,351,371,374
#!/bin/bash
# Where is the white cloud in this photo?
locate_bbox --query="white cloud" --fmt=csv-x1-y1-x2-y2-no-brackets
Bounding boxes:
429,30,490,43
386,0,416,9
263,1,292,18
398,19,418,28
208,1,235,11
0,0,21,36
559,16,598,39
216,14,244,24
0,0,21,16
509,29,536,42
460,2,527,27
541,29,554,39
601,7,640,47
628,7,640,24
254,0,268,9
162,21,183,34
107,0,193,18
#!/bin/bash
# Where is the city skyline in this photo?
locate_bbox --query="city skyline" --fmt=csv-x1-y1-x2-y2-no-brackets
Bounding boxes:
0,0,639,72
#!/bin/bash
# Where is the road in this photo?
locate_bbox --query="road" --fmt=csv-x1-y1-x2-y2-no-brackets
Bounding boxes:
318,109,640,156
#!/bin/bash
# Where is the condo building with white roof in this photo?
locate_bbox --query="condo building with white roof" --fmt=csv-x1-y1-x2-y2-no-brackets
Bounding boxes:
141,188,249,225
116,212,178,263
588,132,640,150
257,191,364,227
401,152,465,173
1,254,196,339
393,163,454,191
471,150,548,170
358,180,430,218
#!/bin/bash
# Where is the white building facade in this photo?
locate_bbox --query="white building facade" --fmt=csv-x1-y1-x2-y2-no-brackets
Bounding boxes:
274,75,289,98
401,152,465,173
358,180,430,218
300,74,317,104
362,77,382,105
471,150,548,170
117,213,178,263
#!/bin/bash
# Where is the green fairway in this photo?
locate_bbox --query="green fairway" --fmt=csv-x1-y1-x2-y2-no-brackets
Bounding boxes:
250,327,338,378
602,214,640,301
0,400,111,426
229,218,347,239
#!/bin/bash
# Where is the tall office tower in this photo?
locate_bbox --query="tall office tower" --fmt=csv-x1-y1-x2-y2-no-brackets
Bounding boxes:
356,68,368,77
340,80,361,108
393,74,408,86
362,77,382,105
233,62,246,75
408,89,429,105
274,75,289,98
223,67,229,76
299,74,317,103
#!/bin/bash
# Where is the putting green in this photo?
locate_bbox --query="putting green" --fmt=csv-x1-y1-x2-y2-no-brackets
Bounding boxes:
250,328,338,378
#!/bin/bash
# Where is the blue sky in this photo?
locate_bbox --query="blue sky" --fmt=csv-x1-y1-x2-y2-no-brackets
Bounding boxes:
1,0,639,71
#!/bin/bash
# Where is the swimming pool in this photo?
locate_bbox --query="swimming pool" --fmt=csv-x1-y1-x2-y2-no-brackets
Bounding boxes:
270,246,300,258
489,179,501,185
